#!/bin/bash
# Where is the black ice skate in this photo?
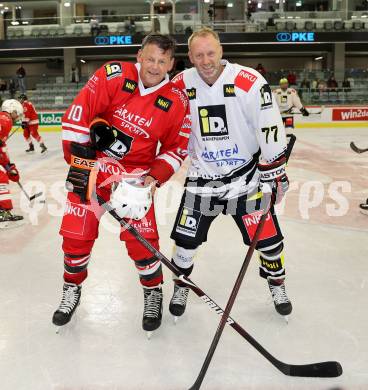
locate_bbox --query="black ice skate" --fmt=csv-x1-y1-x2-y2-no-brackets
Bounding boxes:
142,286,163,339
359,199,368,216
268,278,292,322
52,283,81,329
0,210,24,229
25,143,34,153
40,143,47,154
169,283,189,323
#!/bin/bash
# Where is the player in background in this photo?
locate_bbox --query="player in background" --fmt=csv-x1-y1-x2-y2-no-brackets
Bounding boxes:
169,27,292,322
52,34,190,337
18,94,47,153
0,99,24,226
273,78,309,130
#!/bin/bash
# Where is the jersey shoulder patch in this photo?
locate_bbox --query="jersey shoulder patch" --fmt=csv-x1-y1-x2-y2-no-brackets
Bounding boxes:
171,72,186,90
104,62,123,80
154,95,173,112
234,69,258,92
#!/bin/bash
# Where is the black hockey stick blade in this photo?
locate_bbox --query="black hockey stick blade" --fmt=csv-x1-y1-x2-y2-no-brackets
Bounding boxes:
280,360,343,378
29,191,43,201
350,141,368,154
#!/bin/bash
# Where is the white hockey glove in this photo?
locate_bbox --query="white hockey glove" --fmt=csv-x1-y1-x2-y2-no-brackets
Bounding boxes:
258,156,289,205
110,180,153,221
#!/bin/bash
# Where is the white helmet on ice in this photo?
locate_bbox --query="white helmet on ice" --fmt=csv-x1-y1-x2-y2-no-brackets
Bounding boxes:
1,99,23,119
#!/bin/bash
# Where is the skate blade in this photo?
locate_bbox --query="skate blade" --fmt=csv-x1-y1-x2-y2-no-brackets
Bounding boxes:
173,315,179,325
283,315,289,324
146,331,153,340
0,220,26,230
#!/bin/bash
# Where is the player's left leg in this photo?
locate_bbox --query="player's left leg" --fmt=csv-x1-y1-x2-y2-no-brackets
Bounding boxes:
230,193,292,318
120,204,163,336
29,125,47,153
23,127,34,153
0,169,23,227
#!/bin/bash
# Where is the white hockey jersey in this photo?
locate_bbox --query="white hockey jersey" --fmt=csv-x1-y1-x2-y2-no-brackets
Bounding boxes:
273,87,303,117
172,60,286,197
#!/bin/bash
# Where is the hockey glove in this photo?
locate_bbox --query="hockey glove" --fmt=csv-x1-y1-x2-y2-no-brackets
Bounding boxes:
300,107,309,116
5,163,20,182
258,156,289,205
66,142,97,203
21,121,28,129
90,118,131,160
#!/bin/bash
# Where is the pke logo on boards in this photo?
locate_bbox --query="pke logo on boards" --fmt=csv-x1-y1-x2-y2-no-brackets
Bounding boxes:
260,84,272,109
198,105,229,139
154,95,173,112
186,88,196,100
176,207,201,237
122,78,137,93
223,84,236,97
104,62,122,80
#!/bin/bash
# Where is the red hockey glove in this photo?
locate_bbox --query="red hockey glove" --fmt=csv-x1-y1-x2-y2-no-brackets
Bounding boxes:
258,156,289,205
5,163,20,182
66,142,97,203
21,121,28,129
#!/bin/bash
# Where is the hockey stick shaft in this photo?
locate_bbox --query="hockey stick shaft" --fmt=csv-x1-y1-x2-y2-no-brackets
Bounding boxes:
17,181,43,202
6,126,20,140
350,141,368,154
96,195,341,379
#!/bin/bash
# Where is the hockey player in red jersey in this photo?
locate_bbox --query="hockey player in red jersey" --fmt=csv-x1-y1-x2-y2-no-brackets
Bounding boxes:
52,34,191,335
18,94,47,153
0,99,24,226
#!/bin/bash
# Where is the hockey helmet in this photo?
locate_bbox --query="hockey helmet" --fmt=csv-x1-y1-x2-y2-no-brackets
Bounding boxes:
279,78,289,85
1,99,23,119
18,94,28,101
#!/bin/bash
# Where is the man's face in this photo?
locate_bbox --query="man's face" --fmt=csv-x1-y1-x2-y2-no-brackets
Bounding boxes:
189,35,223,85
137,44,174,88
280,82,288,91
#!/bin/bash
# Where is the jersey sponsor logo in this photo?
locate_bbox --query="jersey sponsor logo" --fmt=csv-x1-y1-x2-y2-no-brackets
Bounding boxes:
130,219,155,234
175,207,201,237
122,78,137,93
234,70,257,92
186,88,196,100
201,144,246,168
64,202,87,218
223,84,236,97
198,105,229,140
281,96,288,104
154,95,173,112
242,210,277,241
171,87,188,108
260,84,273,109
104,127,134,159
113,108,153,138
104,62,122,80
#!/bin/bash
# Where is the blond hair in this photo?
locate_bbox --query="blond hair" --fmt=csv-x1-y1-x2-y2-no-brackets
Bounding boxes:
188,27,220,49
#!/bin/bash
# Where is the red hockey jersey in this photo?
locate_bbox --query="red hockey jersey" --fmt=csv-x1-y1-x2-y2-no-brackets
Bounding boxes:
22,100,39,125
62,61,190,185
0,111,13,167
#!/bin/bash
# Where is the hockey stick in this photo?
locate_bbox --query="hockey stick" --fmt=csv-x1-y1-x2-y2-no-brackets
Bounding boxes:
93,195,342,380
350,141,368,154
17,181,44,202
283,106,325,116
6,126,21,141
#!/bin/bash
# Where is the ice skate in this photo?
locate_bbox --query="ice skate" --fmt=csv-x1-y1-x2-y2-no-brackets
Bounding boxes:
25,143,34,153
52,283,81,332
359,199,368,216
40,143,47,154
169,283,189,324
142,286,163,339
0,209,24,229
268,278,292,322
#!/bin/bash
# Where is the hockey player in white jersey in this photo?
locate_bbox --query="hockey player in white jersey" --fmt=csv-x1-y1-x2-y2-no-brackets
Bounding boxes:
169,27,292,321
273,78,309,129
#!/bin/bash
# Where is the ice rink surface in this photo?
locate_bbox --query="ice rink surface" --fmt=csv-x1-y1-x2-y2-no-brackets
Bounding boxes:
1,127,367,390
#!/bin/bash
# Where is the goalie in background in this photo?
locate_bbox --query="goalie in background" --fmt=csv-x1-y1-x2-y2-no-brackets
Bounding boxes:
273,78,309,130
